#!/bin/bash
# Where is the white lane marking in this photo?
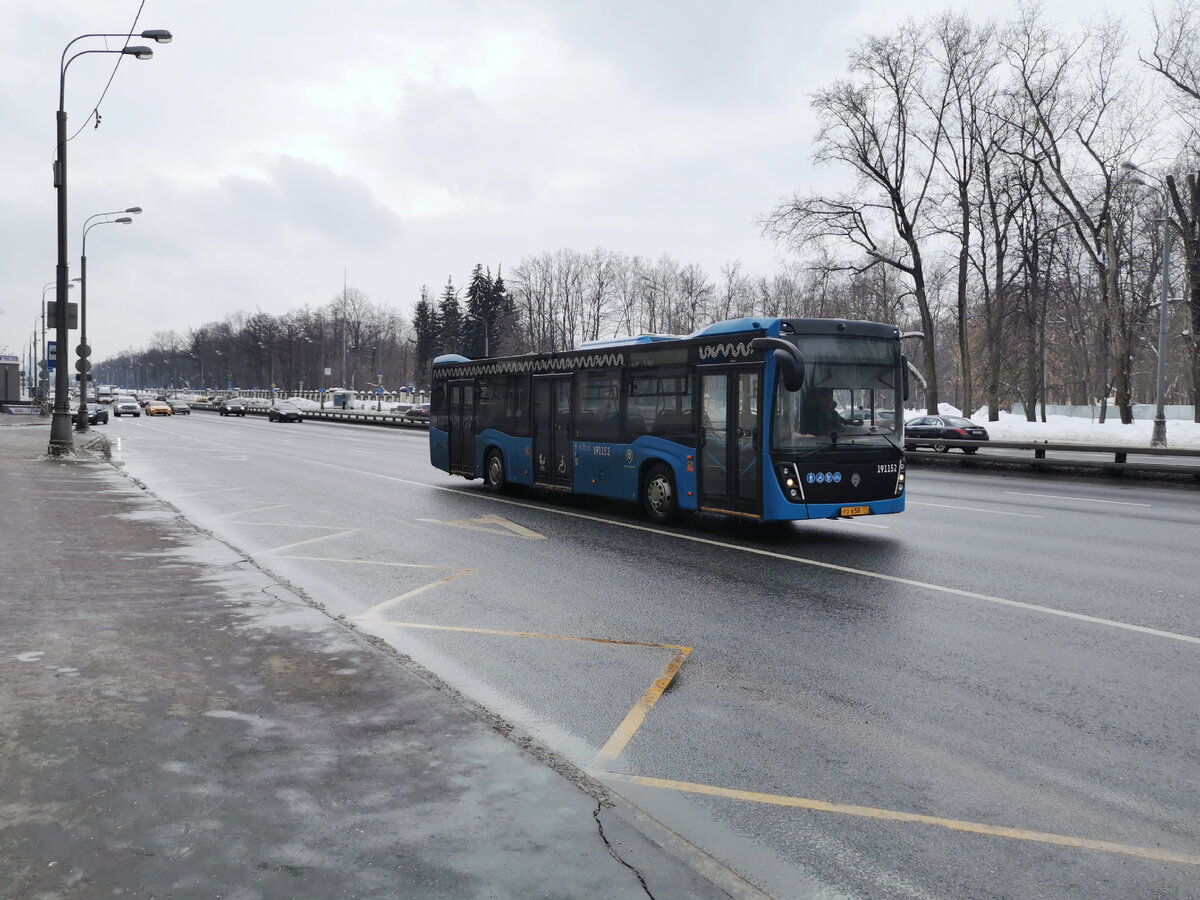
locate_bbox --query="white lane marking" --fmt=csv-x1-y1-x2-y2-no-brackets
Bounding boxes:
834,517,889,529
173,486,245,498
1004,491,1152,508
419,514,546,539
216,504,291,518
347,449,377,455
908,501,1044,519
261,528,359,554
356,569,474,617
270,556,447,567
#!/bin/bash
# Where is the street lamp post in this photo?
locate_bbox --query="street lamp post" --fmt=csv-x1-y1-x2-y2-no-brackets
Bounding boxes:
39,280,73,405
1123,161,1175,447
464,314,489,358
49,28,171,456
76,209,138,430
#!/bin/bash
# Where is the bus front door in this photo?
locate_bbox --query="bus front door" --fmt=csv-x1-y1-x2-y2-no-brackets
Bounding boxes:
533,375,573,488
448,380,475,477
698,368,761,515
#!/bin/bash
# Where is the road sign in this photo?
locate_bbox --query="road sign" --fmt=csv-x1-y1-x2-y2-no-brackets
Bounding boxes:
47,341,57,370
46,301,78,329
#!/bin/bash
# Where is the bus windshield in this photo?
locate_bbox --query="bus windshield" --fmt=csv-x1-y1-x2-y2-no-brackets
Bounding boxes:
771,336,901,450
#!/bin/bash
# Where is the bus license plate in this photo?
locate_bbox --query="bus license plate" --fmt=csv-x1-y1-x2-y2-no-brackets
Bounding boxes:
840,506,870,517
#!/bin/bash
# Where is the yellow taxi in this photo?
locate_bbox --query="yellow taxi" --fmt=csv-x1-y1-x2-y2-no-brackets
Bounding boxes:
145,400,173,416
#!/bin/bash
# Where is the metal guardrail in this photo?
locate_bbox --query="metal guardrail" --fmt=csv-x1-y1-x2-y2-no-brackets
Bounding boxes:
192,403,429,428
906,439,1200,480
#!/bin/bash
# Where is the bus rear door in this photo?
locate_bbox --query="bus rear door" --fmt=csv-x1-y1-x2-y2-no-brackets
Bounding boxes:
532,374,572,488
698,367,761,516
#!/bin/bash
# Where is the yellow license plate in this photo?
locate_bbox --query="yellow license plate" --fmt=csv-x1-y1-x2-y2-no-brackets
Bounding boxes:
840,506,870,517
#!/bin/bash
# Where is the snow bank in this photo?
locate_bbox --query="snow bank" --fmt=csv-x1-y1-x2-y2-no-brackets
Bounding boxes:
910,404,1200,449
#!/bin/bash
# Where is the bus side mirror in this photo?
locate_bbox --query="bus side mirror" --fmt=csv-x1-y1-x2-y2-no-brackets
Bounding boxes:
901,355,910,401
750,338,805,392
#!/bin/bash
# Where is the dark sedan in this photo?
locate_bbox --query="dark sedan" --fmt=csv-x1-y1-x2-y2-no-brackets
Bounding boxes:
168,399,191,415
403,403,430,424
219,399,247,417
84,403,109,425
267,401,304,423
904,415,990,453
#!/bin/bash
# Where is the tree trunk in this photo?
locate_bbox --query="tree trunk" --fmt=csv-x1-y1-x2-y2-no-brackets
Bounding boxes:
957,183,973,415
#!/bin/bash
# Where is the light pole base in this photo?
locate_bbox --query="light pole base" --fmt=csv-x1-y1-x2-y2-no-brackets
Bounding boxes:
48,412,76,456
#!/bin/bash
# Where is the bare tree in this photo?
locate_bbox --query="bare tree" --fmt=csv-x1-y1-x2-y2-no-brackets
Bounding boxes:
763,20,948,412
927,12,999,415
1001,7,1156,422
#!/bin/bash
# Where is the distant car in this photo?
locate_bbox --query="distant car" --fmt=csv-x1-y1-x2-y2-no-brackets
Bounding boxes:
904,415,989,453
267,401,304,423
219,398,247,417
403,403,430,424
112,396,141,417
84,403,109,425
145,400,173,417
168,399,191,415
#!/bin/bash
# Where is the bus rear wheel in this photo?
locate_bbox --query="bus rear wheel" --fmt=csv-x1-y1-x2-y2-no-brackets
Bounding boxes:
484,449,507,492
642,463,678,525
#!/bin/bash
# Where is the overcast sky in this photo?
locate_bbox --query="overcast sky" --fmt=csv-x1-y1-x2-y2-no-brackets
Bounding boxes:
0,0,1135,364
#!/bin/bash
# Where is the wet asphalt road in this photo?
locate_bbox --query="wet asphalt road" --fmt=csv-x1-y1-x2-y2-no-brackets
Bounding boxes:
107,412,1200,899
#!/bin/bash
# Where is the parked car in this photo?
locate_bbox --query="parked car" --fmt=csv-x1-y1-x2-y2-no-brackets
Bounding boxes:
85,403,109,425
219,398,247,417
403,403,430,424
112,396,141,417
904,415,990,453
145,400,173,417
168,399,191,415
267,401,304,423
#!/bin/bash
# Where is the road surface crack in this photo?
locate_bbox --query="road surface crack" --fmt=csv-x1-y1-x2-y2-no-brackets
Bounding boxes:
594,803,654,898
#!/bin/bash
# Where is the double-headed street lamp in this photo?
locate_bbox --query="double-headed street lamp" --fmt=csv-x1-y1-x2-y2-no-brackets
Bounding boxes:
1122,160,1176,448
49,28,171,455
75,208,139,430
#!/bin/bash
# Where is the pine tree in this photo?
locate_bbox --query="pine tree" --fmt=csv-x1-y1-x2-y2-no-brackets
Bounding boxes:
438,277,462,355
465,263,493,358
412,286,438,386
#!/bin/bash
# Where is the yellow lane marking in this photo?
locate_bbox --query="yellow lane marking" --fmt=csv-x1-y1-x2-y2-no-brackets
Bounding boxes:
368,621,689,651
592,647,691,767
362,621,690,765
356,569,474,617
589,772,1200,866
420,513,546,539
261,528,359,554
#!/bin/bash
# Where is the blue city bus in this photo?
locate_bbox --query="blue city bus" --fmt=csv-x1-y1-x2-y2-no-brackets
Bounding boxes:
429,317,908,524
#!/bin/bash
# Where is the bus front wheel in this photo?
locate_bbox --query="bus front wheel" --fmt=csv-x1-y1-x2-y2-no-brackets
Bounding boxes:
484,449,507,492
642,463,679,525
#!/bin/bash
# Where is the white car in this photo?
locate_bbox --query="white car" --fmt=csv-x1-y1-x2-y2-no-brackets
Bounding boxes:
112,396,141,417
